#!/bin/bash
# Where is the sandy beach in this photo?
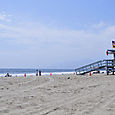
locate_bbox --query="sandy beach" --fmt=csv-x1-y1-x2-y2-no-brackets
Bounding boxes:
0,74,115,115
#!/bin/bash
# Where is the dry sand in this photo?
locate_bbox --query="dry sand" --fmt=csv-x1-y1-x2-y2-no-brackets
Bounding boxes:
0,74,115,115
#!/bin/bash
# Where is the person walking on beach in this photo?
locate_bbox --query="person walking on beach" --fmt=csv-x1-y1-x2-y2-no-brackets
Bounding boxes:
39,70,41,76
36,69,38,76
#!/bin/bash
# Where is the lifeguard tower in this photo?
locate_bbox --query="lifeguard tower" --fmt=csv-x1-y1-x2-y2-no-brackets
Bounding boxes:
105,49,115,75
75,41,115,75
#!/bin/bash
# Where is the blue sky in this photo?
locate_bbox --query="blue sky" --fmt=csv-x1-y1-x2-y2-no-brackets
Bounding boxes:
0,0,115,69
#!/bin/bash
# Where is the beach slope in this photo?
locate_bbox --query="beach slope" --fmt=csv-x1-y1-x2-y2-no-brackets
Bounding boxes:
0,74,115,115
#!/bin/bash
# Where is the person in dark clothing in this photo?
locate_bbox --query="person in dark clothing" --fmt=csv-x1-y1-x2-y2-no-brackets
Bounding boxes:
39,70,41,76
5,73,12,77
36,69,38,76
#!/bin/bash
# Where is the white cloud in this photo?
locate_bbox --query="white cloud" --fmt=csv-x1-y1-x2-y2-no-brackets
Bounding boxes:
0,21,115,68
0,21,114,42
0,21,114,49
0,12,12,22
92,21,106,29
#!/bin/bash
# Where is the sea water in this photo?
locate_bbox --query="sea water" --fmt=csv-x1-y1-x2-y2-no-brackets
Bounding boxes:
0,69,75,77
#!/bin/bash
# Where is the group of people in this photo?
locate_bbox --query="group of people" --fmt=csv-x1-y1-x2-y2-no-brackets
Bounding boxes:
5,73,12,77
36,70,41,76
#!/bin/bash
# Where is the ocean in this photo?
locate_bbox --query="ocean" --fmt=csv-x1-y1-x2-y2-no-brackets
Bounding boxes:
0,69,75,77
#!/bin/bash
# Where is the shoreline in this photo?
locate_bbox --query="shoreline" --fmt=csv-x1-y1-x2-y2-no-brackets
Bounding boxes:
0,71,75,77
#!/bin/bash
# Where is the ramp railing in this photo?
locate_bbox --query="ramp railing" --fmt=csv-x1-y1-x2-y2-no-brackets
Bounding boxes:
75,59,115,75
75,60,108,75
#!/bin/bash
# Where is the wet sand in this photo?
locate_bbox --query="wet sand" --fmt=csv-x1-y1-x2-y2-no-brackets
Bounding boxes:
0,74,115,115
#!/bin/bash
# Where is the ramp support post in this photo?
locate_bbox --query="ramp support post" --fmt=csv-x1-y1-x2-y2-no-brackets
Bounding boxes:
106,61,109,75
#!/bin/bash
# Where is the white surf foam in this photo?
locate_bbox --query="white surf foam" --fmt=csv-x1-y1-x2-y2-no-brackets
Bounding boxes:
0,71,75,77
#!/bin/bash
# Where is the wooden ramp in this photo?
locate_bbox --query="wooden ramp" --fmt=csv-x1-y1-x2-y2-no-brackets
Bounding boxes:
75,60,115,75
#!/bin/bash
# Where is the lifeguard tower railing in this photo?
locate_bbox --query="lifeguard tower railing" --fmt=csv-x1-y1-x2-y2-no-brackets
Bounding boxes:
75,59,115,75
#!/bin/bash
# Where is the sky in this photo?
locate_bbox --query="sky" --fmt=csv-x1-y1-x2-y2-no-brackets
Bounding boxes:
0,0,115,69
